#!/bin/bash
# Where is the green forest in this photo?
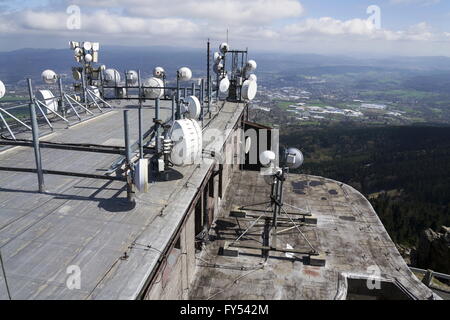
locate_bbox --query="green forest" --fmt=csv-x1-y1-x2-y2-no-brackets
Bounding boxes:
281,124,450,247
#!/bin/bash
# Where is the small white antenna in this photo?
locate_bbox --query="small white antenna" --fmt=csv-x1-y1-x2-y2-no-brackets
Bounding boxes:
0,80,5,99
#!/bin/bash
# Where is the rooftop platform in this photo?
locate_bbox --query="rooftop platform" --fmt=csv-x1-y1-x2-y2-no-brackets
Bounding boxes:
190,170,440,300
0,100,244,299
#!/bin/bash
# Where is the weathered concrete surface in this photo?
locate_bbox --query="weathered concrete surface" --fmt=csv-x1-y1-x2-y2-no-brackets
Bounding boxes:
0,100,244,300
190,171,441,300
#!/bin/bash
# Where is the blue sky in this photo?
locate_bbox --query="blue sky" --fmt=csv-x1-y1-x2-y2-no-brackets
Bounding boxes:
0,0,449,56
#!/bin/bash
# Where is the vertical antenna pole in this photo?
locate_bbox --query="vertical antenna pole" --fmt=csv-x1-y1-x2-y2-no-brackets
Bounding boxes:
191,82,196,97
171,95,176,122
155,98,161,154
81,66,87,108
176,75,181,120
138,70,144,160
58,76,66,119
207,39,211,117
123,110,134,202
27,78,45,193
200,78,204,124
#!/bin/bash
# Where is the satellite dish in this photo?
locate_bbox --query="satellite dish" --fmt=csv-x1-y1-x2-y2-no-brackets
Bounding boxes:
219,43,229,54
242,80,258,101
153,67,165,78
245,136,252,154
260,150,276,167
104,69,121,85
74,47,83,57
185,96,201,119
245,60,257,72
83,41,92,51
285,148,304,169
143,77,164,99
41,70,58,84
213,62,223,75
248,74,257,82
84,53,93,63
72,69,81,81
0,80,5,99
214,52,222,63
36,90,58,114
126,70,138,86
178,67,192,81
170,119,202,166
219,77,230,93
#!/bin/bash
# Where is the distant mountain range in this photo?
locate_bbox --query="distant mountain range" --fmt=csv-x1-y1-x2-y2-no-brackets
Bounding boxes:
1,45,450,85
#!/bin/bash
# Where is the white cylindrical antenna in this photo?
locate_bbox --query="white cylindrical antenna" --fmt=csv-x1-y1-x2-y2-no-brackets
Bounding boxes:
41,69,58,84
185,96,201,119
245,60,257,72
285,148,304,169
74,47,83,57
0,80,5,99
178,67,192,81
153,67,165,78
260,150,276,167
84,53,93,63
242,80,258,101
219,43,229,54
213,52,222,63
248,74,257,82
104,69,121,85
126,70,138,86
144,77,164,99
83,41,92,51
219,77,230,93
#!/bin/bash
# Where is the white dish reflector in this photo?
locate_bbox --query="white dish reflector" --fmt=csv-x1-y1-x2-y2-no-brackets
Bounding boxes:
104,69,121,85
126,70,138,86
170,119,202,167
36,90,58,114
242,80,257,101
178,67,192,81
83,41,92,51
219,43,229,54
248,74,257,82
0,80,5,99
185,96,201,119
219,77,230,93
153,67,165,78
144,77,164,99
42,70,58,84
246,60,257,72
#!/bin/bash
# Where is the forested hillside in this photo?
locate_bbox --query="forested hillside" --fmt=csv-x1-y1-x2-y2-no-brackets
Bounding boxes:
281,125,450,246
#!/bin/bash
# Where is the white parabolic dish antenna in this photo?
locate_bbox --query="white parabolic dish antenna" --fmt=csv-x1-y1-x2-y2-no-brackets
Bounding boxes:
219,77,230,93
219,43,229,54
178,67,192,81
104,69,121,85
246,60,257,72
170,119,202,166
36,90,58,114
144,77,164,99
185,95,201,119
126,70,138,86
0,80,6,99
285,148,304,169
248,74,257,82
153,67,165,78
41,70,57,84
260,150,276,167
242,80,258,101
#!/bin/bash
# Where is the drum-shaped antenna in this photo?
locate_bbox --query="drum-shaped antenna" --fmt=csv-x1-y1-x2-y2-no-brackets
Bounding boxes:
213,62,223,75
178,67,192,81
170,119,203,167
242,80,258,101
104,69,121,85
143,77,164,99
260,150,276,167
36,90,58,114
0,80,6,99
219,77,230,93
41,70,58,84
153,67,165,78
214,52,222,63
83,41,92,51
248,74,257,82
245,60,257,72
72,68,81,81
285,148,304,169
126,70,138,86
219,43,229,54
84,53,93,63
185,96,201,119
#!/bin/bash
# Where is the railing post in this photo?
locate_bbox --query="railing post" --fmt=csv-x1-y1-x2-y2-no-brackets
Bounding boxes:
27,78,45,193
123,110,134,203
